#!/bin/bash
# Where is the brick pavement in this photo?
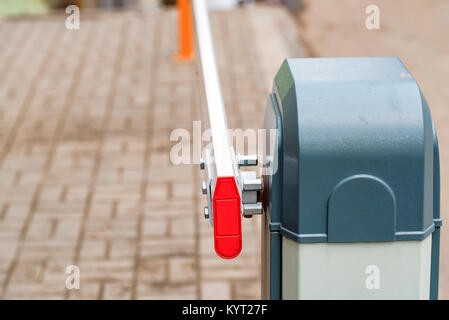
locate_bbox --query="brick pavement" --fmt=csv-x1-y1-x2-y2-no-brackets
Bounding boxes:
0,6,303,299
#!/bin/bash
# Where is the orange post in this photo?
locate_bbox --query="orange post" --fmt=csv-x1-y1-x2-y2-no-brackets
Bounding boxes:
173,0,195,61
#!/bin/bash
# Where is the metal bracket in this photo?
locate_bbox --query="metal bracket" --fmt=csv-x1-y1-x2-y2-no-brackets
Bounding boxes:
193,0,263,259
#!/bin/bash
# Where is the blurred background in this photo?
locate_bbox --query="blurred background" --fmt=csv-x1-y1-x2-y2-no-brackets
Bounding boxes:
0,0,447,299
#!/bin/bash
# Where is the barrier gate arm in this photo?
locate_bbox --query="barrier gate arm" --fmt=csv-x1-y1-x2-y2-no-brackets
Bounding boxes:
192,0,263,259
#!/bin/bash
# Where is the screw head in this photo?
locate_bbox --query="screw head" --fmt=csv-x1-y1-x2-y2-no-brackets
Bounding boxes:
201,181,207,195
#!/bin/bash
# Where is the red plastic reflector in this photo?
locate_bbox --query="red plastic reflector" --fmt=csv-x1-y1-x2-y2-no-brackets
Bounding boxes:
212,177,242,259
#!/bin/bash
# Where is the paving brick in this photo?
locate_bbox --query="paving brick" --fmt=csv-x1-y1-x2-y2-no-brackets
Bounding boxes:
141,238,195,258
137,283,197,300
67,281,101,300
170,217,195,237
201,281,232,300
109,240,136,259
138,258,167,283
201,255,260,282
143,219,168,238
77,260,134,282
146,183,169,201
169,257,196,284
103,281,133,300
80,240,107,260
232,280,261,300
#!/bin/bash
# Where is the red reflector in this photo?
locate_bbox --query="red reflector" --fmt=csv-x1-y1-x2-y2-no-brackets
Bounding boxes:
215,199,240,236
213,177,242,259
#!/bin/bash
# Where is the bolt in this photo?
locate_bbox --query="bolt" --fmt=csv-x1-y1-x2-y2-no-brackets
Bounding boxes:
202,181,207,195
204,206,209,219
243,178,263,191
238,155,258,167
242,202,263,216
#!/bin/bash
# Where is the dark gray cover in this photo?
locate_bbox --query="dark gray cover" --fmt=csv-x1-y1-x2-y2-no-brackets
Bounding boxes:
272,57,439,243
